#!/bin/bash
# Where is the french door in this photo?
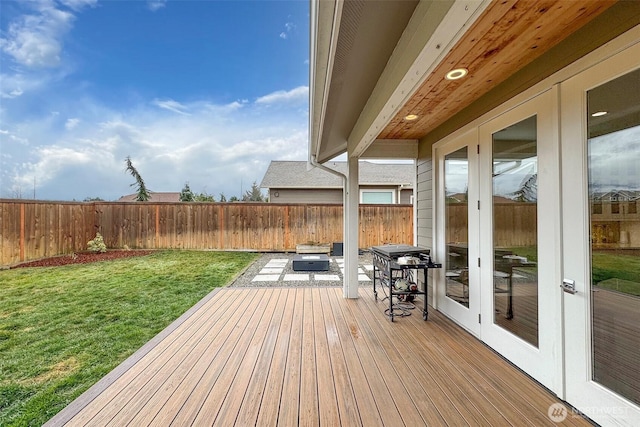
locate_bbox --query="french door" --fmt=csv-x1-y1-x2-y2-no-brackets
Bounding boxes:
477,90,561,393
437,91,561,392
561,43,640,426
436,129,480,337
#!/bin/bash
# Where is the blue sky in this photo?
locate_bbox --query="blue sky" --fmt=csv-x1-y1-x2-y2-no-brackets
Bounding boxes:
0,0,309,201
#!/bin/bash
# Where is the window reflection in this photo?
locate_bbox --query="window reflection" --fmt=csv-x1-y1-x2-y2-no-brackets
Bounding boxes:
445,147,469,307
492,116,539,347
588,67,640,405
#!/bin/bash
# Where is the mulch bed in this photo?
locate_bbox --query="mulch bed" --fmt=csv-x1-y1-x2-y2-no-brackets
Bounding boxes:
11,250,155,269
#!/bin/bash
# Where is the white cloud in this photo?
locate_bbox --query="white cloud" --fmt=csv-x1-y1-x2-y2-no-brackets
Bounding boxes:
147,0,167,12
0,3,75,68
0,71,49,98
1,86,310,201
152,98,191,115
255,86,308,105
65,118,80,130
0,86,24,99
280,21,295,40
58,0,98,11
0,128,29,145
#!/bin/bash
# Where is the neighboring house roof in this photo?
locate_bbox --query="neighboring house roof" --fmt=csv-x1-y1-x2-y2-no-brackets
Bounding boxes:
592,190,640,201
118,192,181,202
260,161,414,189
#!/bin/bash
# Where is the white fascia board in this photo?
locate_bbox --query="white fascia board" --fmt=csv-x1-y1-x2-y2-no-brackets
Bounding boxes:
348,0,491,158
310,0,343,162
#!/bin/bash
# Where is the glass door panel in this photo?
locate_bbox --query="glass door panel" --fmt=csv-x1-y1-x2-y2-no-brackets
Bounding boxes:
445,147,469,307
479,89,559,393
587,68,640,406
561,41,640,425
492,116,539,347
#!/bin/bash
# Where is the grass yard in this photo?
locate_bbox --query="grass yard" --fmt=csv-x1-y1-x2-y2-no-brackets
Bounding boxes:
591,250,640,296
0,250,258,426
506,246,640,296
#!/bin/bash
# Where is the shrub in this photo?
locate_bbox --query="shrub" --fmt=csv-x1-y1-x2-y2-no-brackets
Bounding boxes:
87,233,107,253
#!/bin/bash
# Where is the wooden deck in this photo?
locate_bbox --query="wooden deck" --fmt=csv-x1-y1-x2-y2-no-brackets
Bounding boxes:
46,286,592,426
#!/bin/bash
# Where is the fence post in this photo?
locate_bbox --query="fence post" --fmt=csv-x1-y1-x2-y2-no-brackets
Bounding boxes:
218,204,224,249
155,205,160,248
20,203,25,262
284,205,290,250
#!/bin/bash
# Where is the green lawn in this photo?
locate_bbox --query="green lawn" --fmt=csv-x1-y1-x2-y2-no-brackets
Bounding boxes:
0,250,258,426
505,246,639,296
591,251,640,296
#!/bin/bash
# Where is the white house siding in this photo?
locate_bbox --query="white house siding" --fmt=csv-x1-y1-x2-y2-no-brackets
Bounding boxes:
416,151,434,305
399,189,413,204
269,187,414,205
269,189,342,204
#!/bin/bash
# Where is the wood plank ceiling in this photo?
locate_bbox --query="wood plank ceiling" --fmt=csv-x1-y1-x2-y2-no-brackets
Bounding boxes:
378,0,616,140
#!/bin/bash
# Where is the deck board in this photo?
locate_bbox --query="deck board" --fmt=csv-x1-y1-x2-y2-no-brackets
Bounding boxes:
255,289,295,426
312,288,341,426
277,288,304,426
318,288,362,426
47,286,594,427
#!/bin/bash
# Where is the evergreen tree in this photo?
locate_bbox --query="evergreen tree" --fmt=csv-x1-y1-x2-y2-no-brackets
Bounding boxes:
219,193,227,202
125,156,150,201
242,181,265,202
194,191,215,202
180,182,195,202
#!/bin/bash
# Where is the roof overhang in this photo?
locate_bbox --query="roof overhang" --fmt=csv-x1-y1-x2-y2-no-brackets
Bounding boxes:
309,0,428,163
310,0,636,163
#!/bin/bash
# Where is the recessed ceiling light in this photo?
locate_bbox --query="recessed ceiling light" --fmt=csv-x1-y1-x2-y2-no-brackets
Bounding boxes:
591,111,608,117
404,114,419,121
445,68,468,81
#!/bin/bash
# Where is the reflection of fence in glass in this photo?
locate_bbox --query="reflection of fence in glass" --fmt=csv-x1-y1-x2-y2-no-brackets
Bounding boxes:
446,202,537,247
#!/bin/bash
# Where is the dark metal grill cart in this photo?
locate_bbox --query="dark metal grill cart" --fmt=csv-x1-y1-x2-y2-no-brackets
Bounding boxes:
371,245,442,322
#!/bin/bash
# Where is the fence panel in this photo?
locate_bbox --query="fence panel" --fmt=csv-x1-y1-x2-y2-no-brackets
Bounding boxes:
0,202,21,265
0,201,415,266
445,203,537,247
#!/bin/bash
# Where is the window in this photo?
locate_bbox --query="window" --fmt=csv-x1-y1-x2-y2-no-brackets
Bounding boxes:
611,201,620,214
592,200,603,214
360,189,395,204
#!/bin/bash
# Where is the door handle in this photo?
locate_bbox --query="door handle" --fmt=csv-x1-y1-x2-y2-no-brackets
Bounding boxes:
561,279,577,294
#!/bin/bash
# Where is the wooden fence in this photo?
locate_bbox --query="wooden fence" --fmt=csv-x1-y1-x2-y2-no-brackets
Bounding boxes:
0,201,414,267
446,203,538,247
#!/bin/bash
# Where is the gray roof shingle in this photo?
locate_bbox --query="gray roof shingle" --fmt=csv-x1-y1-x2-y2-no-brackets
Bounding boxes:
118,192,181,202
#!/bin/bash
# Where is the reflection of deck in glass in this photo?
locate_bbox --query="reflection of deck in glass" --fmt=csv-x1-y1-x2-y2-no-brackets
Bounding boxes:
494,273,538,348
592,288,640,406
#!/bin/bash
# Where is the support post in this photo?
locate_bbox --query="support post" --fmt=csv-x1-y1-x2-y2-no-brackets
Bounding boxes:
344,157,359,298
